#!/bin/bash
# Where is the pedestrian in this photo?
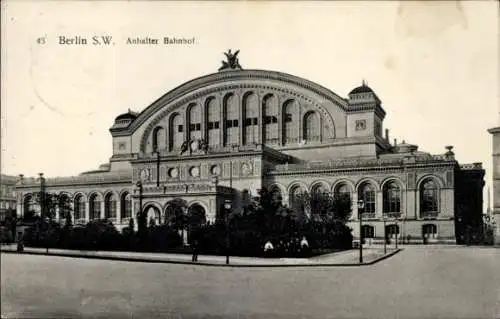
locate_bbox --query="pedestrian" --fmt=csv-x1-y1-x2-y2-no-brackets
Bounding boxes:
191,235,199,262
300,236,309,256
264,240,274,257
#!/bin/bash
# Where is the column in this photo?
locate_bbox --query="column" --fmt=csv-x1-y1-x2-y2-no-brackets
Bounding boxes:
257,93,262,144
238,93,244,146
116,197,121,225
220,94,225,146
277,95,283,146
201,99,207,142
165,118,170,152
298,105,303,142
133,200,139,231
100,199,105,219
84,200,90,222
376,190,383,219
352,192,359,220
69,201,74,224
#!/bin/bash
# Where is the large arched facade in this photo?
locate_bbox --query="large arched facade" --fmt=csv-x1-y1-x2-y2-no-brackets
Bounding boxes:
13,56,484,245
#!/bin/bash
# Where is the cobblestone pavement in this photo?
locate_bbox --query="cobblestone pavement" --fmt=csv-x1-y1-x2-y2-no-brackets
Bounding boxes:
1,245,498,319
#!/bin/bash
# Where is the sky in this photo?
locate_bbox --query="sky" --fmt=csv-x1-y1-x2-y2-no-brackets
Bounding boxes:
1,1,499,208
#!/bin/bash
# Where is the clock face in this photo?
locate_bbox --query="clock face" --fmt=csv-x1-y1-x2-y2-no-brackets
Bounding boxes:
190,166,200,177
211,165,221,176
168,168,179,178
140,168,150,181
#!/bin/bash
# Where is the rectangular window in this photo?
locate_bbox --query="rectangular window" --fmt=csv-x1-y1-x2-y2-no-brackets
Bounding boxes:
208,122,213,130
252,118,258,125
178,125,183,132
189,123,201,131
285,113,292,123
226,120,233,128
245,118,252,126
214,121,219,129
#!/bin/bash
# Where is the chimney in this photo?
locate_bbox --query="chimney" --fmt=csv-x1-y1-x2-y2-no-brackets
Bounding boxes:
385,129,389,142
393,138,397,146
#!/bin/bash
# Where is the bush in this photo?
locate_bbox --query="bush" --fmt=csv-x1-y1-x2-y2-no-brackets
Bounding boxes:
0,226,14,244
147,225,182,252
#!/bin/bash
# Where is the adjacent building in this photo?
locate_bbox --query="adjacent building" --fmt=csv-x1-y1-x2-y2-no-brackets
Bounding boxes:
488,126,500,245
0,174,17,222
14,51,485,244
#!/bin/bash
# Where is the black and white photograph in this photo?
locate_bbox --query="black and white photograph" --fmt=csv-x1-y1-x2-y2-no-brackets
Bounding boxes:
1,1,499,318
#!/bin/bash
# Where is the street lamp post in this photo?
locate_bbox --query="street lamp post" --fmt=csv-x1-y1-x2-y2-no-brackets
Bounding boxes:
136,180,143,237
38,173,50,253
383,215,387,255
224,200,232,265
395,217,399,249
358,199,364,264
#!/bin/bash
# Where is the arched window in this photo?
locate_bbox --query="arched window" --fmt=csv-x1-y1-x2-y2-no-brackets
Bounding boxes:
362,225,375,238
303,111,320,142
58,193,71,221
188,103,202,140
283,100,298,145
105,193,117,220
420,179,439,217
422,224,437,239
120,192,132,219
311,183,330,203
145,206,161,226
289,186,306,213
263,94,279,144
74,194,85,222
359,183,376,216
335,183,351,197
243,92,259,145
268,187,283,205
152,126,165,152
23,194,34,217
206,97,220,147
383,181,401,216
89,194,101,220
224,93,239,146
169,113,184,150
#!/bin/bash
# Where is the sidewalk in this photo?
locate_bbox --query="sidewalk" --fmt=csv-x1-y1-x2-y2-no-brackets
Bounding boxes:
0,244,401,267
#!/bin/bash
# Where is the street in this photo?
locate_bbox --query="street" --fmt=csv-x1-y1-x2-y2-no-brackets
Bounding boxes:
1,246,499,319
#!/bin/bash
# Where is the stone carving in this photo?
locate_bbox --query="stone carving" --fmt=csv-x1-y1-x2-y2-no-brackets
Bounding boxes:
218,49,242,71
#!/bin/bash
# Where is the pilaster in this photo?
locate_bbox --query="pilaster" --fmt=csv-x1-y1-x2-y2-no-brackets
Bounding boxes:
116,197,121,224
85,200,90,222
376,190,383,218
352,192,359,220
100,200,105,219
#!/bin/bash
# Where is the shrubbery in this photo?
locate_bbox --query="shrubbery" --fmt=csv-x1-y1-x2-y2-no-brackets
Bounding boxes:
19,187,353,257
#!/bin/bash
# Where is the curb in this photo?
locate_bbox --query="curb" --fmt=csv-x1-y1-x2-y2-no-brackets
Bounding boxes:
1,248,402,268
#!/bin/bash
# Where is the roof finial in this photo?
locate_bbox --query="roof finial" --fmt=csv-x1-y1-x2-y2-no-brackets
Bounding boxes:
362,79,367,86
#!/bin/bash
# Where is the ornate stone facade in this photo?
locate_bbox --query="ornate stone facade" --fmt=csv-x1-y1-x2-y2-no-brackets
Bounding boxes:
14,53,485,243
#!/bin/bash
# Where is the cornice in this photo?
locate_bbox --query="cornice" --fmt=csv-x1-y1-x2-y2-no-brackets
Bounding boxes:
268,160,455,177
